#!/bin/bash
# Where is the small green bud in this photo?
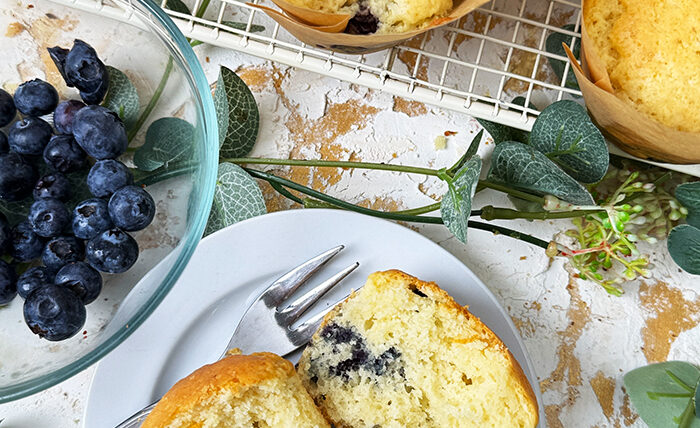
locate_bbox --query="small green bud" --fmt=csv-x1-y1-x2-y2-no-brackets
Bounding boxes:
669,210,681,221
680,207,689,215
633,205,644,213
618,211,630,223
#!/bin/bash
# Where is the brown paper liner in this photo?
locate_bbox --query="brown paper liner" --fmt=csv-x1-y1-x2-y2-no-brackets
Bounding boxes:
268,0,350,27
566,0,700,164
251,0,490,54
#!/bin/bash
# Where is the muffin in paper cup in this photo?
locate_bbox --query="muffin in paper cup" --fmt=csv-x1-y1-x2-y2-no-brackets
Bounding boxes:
251,0,490,54
564,0,700,164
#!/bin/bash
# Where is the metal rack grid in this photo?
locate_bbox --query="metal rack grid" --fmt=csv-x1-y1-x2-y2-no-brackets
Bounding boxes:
50,0,583,131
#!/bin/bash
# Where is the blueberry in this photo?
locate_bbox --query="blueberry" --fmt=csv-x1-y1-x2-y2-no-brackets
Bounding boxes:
0,88,16,127
43,134,87,173
17,266,53,299
87,160,133,198
49,40,108,105
24,284,86,341
28,198,70,238
53,100,86,134
72,105,127,159
0,260,17,305
108,186,155,232
42,235,85,272
12,79,59,117
55,261,102,304
10,221,45,262
0,212,10,255
8,117,53,156
33,173,72,201
86,229,138,273
72,198,113,240
0,131,8,153
0,152,38,201
346,7,379,35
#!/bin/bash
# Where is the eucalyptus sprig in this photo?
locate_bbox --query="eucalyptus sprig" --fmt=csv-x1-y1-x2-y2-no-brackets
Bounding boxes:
4,51,694,298
625,361,700,428
102,63,700,287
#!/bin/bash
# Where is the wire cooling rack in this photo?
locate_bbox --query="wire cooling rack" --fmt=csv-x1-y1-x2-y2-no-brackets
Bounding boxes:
49,0,584,131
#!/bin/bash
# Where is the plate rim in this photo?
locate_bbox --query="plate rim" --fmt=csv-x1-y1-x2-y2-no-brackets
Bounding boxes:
85,208,545,426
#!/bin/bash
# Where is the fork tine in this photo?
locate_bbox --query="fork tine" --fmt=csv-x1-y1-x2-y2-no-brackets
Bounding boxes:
277,262,359,325
289,293,351,346
262,245,344,305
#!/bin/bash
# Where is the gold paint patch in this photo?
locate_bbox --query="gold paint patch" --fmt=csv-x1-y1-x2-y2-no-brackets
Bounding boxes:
393,97,428,117
590,371,615,419
639,281,700,362
540,278,591,426
5,22,25,37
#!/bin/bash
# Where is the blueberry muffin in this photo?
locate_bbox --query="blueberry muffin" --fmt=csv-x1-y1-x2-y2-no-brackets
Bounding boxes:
142,352,330,428
297,270,538,428
285,0,452,34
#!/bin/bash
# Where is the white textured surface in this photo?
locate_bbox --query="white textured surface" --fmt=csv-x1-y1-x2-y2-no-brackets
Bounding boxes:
1,1,699,427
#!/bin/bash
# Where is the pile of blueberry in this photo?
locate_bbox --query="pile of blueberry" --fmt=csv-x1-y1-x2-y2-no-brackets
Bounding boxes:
0,40,155,341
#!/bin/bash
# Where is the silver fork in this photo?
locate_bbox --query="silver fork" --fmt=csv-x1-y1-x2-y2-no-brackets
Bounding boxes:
115,245,358,428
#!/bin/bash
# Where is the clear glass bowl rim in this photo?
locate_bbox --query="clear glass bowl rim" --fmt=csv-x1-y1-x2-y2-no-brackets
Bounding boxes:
0,0,219,403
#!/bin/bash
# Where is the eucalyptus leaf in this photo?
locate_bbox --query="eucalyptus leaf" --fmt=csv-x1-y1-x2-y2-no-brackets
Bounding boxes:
508,195,543,213
488,141,595,205
205,162,266,236
667,225,700,275
545,24,580,90
66,168,92,209
476,118,529,145
447,130,483,175
222,21,265,33
134,117,195,172
0,197,33,227
165,0,191,14
441,156,482,243
214,66,260,158
103,66,140,129
676,182,700,229
530,100,608,183
512,96,536,110
624,361,700,428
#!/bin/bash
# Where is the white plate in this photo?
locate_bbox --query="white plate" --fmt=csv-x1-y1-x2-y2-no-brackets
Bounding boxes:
86,209,545,427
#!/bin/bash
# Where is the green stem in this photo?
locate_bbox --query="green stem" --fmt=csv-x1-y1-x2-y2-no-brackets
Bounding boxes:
245,168,443,224
248,169,550,249
226,157,440,176
194,0,211,18
127,57,174,142
477,180,546,204
480,205,603,221
467,221,550,249
270,182,303,204
394,202,441,215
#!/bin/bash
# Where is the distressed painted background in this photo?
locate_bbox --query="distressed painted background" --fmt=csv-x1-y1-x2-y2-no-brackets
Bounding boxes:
1,2,698,427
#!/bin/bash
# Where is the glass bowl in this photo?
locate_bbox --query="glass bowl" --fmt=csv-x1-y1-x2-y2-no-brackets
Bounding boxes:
0,0,218,401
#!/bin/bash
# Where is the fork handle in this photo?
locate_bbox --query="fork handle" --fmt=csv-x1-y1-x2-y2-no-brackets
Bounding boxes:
115,401,159,428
